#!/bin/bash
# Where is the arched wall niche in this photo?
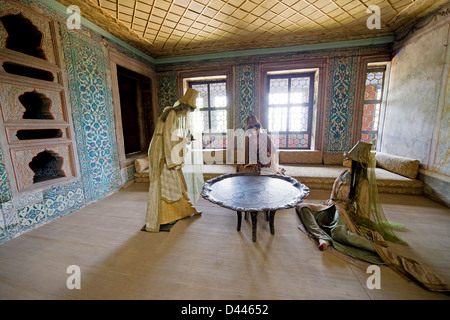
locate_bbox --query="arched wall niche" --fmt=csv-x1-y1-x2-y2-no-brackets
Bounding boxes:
0,12,47,60
19,90,54,120
29,150,66,183
0,0,80,195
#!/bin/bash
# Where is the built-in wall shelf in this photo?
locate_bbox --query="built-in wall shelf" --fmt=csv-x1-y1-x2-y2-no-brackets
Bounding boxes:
0,0,79,195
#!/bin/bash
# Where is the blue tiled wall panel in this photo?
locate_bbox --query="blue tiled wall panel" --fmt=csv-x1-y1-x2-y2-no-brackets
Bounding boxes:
60,29,121,204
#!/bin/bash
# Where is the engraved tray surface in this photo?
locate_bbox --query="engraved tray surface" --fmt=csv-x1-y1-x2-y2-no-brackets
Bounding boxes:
202,172,310,212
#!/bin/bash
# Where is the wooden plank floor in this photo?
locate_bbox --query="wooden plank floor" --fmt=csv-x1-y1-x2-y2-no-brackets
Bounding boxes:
0,182,449,300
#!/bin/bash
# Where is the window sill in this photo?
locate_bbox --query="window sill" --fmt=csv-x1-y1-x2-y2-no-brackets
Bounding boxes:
122,151,147,168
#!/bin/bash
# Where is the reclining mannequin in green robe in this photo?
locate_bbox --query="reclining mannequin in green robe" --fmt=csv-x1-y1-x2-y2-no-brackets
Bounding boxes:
296,141,449,292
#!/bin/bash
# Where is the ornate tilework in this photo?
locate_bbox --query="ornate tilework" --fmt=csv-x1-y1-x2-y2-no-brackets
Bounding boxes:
0,206,6,243
157,70,177,113
17,201,47,232
0,0,145,244
324,56,358,153
42,184,65,220
63,180,84,214
0,147,12,203
61,29,121,204
120,166,135,185
235,63,258,129
0,200,20,241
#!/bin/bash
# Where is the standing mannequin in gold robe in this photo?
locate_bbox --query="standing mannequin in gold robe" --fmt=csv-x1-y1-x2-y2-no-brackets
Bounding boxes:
144,89,203,232
297,141,448,292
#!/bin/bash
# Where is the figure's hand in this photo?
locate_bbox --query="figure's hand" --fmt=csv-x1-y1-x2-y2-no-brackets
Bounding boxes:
318,239,329,251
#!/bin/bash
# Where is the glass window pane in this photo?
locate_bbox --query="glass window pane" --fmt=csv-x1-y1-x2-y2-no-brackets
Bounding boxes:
269,135,286,148
362,103,380,131
219,135,227,149
361,132,377,145
361,67,386,147
290,77,310,103
202,110,210,132
202,133,213,149
189,79,228,149
288,133,309,148
210,109,227,133
268,107,287,131
267,73,314,149
365,71,383,101
278,136,287,148
209,81,227,108
191,83,208,108
192,109,209,132
268,78,289,105
202,133,227,149
289,106,308,131
212,133,226,149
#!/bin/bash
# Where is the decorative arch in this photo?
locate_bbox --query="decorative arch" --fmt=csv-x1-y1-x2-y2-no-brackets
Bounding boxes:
0,12,47,60
19,90,54,120
29,150,65,183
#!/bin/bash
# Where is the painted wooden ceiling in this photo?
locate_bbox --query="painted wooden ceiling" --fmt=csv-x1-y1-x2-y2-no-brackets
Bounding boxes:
56,0,447,58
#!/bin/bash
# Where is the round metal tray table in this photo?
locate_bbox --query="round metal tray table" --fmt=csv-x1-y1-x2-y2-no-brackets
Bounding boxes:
202,172,310,242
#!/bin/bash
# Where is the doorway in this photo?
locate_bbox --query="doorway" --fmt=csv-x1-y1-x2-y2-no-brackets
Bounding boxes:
116,65,154,159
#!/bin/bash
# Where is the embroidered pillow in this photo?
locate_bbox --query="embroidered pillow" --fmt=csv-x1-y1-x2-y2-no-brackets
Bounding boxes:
376,152,420,179
135,158,149,173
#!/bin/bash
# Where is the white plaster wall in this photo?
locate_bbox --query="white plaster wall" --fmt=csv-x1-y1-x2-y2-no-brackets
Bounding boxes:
381,14,449,170
380,6,450,206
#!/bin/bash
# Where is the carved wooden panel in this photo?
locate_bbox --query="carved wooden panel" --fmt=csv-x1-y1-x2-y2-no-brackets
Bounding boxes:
11,144,74,191
0,0,57,65
0,81,65,121
6,126,69,144
0,0,79,194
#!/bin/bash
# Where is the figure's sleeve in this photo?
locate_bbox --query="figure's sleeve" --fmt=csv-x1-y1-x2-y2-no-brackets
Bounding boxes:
163,110,184,169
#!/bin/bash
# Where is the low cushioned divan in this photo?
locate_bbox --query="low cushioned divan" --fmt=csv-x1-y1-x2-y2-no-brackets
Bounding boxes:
134,152,424,195
135,164,423,195
201,164,423,195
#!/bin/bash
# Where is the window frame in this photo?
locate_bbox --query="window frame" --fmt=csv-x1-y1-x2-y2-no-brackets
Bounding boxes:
178,66,234,150
188,78,228,149
259,60,326,152
354,55,391,151
266,72,316,150
360,66,386,146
